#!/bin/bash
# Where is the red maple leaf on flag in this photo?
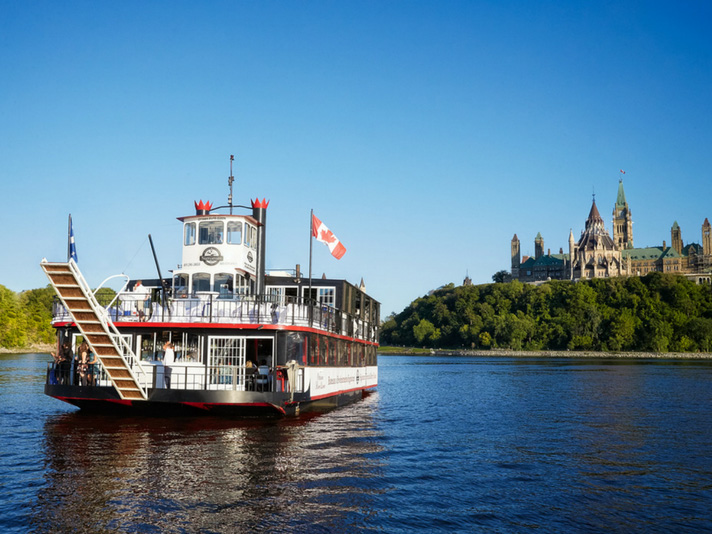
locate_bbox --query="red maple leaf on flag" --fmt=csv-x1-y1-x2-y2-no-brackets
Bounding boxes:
319,229,337,244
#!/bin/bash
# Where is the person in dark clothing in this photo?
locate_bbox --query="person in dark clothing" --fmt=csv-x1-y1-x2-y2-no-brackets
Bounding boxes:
51,341,73,384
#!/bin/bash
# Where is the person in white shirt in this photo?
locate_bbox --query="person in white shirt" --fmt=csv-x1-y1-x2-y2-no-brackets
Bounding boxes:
163,341,175,388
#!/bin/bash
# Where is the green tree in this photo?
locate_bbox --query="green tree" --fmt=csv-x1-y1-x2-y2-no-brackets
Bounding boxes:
0,285,26,348
492,270,510,283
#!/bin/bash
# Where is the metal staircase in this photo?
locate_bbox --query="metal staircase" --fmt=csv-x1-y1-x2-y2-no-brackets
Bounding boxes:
40,259,148,401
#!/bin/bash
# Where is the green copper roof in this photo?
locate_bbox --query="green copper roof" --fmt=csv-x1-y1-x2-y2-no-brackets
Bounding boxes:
672,221,679,230
621,246,681,260
616,179,627,207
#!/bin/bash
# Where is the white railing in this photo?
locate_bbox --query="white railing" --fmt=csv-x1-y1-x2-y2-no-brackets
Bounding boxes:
54,294,379,343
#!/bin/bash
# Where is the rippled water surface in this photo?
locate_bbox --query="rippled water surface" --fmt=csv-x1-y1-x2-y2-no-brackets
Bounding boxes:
2,353,712,533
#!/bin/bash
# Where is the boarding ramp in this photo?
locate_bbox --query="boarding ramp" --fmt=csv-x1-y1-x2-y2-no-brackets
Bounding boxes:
40,259,148,400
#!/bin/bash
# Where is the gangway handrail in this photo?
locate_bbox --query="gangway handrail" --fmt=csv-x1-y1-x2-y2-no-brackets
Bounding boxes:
65,260,150,391
93,273,130,310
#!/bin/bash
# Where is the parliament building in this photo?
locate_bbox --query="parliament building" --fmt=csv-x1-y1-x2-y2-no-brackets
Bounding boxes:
511,180,712,284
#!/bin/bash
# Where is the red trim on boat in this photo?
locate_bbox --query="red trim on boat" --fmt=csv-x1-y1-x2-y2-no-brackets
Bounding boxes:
54,396,134,406
309,384,376,401
180,401,285,414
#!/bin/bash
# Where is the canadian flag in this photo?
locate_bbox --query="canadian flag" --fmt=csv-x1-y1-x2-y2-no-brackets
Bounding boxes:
312,213,346,260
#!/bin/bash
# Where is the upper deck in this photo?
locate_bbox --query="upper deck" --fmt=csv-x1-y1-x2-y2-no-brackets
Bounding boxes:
52,291,379,344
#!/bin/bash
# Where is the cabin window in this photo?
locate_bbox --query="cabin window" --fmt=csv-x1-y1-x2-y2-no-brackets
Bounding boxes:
192,273,211,293
244,224,250,247
214,273,233,297
267,287,284,304
235,275,250,296
311,335,319,365
251,226,257,249
286,332,306,364
173,332,201,362
139,333,157,361
199,221,223,245
227,221,242,245
318,287,335,307
173,274,189,297
184,223,196,246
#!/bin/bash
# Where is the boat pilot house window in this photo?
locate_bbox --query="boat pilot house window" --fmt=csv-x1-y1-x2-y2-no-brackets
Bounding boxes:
173,274,188,297
214,273,233,296
227,221,242,245
184,222,196,246
193,273,210,292
199,221,223,245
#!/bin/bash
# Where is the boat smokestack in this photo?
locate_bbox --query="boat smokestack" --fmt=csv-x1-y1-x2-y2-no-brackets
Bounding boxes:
251,198,269,295
194,200,213,216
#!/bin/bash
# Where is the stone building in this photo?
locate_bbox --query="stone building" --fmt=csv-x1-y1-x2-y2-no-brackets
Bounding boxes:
510,180,712,283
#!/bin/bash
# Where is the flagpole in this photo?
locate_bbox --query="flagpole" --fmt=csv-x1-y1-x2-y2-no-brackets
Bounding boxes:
308,209,314,327
67,214,72,262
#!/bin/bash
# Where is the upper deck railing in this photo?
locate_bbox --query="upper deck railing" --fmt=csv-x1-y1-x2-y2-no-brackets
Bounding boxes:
52,293,379,344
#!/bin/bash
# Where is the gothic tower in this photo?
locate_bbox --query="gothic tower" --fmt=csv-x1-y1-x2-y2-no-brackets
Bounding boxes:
612,179,633,249
568,229,575,280
534,232,544,260
511,234,521,279
703,218,712,256
671,221,683,254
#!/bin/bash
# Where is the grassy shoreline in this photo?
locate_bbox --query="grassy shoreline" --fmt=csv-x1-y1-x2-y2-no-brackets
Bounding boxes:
378,346,712,359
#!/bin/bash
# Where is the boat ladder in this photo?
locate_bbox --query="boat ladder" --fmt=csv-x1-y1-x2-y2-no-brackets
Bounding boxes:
40,259,149,401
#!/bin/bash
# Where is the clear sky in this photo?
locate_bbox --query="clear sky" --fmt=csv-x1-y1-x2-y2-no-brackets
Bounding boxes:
2,1,711,316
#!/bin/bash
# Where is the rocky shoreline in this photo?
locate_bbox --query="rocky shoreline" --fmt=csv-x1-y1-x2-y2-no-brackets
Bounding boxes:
0,344,54,355
381,348,712,359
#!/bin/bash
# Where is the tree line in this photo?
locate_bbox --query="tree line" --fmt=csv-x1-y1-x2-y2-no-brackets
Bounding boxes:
0,285,117,350
0,285,55,349
380,273,712,353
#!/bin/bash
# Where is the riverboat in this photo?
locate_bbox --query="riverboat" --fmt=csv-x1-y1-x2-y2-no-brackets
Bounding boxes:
41,180,379,417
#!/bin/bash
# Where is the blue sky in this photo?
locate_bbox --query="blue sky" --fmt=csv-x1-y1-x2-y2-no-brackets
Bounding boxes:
1,1,711,316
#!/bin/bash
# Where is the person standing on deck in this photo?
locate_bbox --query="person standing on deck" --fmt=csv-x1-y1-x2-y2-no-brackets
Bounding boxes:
163,341,175,388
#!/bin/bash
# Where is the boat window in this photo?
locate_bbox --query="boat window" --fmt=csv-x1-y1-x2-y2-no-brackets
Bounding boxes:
251,225,257,249
192,273,211,293
244,224,252,247
267,286,284,305
227,221,242,245
184,223,196,246
235,275,250,296
318,287,335,307
140,334,157,361
286,332,306,364
199,221,223,245
173,274,189,298
214,273,233,297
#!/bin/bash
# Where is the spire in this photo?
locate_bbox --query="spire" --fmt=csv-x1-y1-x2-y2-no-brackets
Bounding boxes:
587,199,604,224
616,179,627,207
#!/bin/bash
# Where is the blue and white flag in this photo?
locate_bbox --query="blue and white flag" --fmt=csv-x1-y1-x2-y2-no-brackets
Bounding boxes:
69,215,78,262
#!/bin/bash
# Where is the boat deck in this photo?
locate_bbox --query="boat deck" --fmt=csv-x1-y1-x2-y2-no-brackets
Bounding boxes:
53,295,379,342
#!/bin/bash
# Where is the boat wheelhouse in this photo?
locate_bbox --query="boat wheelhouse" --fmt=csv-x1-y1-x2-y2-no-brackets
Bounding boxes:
42,191,379,417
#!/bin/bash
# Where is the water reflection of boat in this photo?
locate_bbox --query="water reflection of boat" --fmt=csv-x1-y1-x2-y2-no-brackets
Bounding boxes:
40,165,379,417
33,395,383,533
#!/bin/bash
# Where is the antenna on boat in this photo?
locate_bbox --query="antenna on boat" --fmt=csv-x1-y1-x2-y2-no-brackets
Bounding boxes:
228,155,235,215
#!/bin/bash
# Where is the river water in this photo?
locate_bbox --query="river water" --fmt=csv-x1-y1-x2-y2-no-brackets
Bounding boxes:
1,353,712,533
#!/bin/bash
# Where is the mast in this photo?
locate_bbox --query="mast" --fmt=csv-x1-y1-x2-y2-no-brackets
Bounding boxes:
228,155,234,215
